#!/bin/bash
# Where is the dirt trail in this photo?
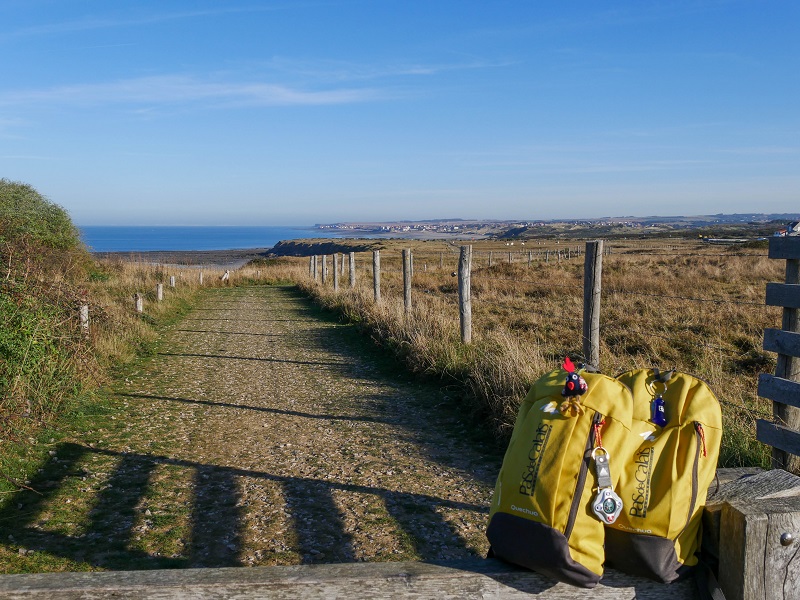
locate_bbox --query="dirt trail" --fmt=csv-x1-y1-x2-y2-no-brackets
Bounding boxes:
3,285,500,570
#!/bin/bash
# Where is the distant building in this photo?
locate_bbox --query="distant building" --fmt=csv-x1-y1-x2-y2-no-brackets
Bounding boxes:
774,222,800,237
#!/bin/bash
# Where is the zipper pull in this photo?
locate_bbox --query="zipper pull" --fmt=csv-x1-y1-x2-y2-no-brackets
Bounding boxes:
695,422,707,458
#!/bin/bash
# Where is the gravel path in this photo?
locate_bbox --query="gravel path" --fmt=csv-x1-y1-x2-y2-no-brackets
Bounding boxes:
44,285,500,569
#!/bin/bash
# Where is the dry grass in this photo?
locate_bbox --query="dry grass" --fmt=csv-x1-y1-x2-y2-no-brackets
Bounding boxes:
84,259,237,366
274,239,781,468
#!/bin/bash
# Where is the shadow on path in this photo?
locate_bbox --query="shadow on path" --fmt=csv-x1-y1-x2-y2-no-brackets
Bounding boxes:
0,444,486,569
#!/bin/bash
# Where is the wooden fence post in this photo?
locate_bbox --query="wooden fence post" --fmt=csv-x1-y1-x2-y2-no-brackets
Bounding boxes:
757,236,800,473
373,250,381,303
340,253,345,277
309,256,314,279
583,240,603,369
134,293,143,313
459,245,472,344
156,283,163,301
169,275,176,288
322,255,327,285
199,272,203,285
402,249,412,313
333,253,340,291
79,304,89,333
489,251,493,268
440,253,443,270
349,252,356,288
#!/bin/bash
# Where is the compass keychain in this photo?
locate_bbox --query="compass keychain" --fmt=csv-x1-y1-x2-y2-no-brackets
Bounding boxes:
591,446,623,524
589,419,622,524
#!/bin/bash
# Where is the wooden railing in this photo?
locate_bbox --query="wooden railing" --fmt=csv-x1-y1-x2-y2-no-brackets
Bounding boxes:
758,236,800,473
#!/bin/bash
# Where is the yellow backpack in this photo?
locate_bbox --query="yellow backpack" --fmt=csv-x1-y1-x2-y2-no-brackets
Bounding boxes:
486,362,637,588
605,369,723,582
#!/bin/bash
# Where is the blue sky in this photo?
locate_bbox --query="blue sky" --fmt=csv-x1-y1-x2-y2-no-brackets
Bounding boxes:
1,1,798,226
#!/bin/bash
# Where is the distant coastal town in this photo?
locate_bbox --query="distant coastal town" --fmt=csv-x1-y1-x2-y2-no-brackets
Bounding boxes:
314,214,800,240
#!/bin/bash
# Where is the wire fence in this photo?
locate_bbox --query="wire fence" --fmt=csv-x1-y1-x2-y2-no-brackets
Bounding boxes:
304,242,781,430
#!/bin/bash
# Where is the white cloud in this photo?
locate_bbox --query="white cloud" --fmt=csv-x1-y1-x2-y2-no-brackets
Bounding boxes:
0,6,291,41
260,56,514,83
0,75,386,108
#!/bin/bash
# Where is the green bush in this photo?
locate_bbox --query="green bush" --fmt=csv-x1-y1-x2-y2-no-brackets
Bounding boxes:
0,179,81,251
0,180,95,439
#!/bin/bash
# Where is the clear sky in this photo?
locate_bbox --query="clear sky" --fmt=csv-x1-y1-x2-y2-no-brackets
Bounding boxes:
1,1,798,226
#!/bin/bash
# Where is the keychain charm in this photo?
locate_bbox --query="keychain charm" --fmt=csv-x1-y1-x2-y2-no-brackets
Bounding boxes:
651,394,667,428
591,447,623,524
648,369,673,428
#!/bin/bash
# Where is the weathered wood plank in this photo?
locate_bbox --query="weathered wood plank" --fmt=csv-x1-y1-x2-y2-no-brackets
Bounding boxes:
769,236,800,260
758,373,800,409
757,420,800,458
763,328,800,358
766,282,800,308
0,559,698,600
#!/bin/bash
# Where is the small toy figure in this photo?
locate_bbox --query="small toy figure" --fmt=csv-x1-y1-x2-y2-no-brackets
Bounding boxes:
560,357,587,416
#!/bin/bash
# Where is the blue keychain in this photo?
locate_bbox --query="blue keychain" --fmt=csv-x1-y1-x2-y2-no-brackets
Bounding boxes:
648,369,673,428
651,395,667,428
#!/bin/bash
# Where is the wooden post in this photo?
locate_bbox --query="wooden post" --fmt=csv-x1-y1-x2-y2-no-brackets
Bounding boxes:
706,468,800,600
583,240,603,369
313,256,318,281
322,255,327,285
169,275,175,288
757,237,800,473
79,304,89,333
402,249,412,313
528,251,532,267
333,253,340,291
440,253,443,270
508,251,512,264
309,257,314,279
340,253,345,277
156,283,163,301
459,246,472,344
134,293,143,313
349,252,356,288
199,272,203,285
489,251,493,268
373,250,381,303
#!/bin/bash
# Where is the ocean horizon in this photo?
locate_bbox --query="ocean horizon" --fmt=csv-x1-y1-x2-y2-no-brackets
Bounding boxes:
78,225,350,253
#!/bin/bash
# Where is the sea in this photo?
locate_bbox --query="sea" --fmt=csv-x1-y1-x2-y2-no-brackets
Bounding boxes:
78,225,349,253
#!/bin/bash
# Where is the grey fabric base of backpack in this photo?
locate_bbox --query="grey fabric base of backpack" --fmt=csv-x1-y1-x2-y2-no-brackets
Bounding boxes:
604,527,693,583
487,512,600,588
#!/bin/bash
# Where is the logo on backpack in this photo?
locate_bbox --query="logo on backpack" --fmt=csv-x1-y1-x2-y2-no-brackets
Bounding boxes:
519,423,552,496
629,446,654,518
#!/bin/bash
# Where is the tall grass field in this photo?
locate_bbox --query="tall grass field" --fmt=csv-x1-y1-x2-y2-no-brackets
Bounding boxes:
283,239,781,468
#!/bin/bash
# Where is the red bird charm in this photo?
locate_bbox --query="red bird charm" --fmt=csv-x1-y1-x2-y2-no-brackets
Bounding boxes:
560,357,587,416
